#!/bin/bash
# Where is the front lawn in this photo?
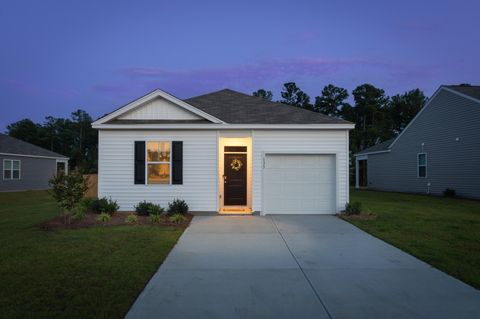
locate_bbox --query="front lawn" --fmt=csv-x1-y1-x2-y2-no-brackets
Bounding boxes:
348,189,480,289
0,190,185,318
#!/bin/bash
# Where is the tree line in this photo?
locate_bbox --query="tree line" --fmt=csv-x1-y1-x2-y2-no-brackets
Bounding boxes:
6,110,98,173
5,82,427,173
253,82,427,155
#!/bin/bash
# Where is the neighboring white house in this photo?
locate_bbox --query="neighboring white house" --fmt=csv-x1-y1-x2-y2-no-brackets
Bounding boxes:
92,88,354,215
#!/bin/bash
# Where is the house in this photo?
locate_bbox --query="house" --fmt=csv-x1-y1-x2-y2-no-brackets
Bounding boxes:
354,85,480,199
0,133,68,191
92,88,354,214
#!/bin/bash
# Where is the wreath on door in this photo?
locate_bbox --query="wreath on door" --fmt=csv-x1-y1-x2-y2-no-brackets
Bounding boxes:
230,159,243,171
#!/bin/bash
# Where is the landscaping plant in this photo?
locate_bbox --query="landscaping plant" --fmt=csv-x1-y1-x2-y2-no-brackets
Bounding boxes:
48,171,88,225
90,197,119,215
167,199,189,215
149,213,162,223
96,212,111,224
169,213,186,224
125,214,138,224
345,202,362,215
71,202,88,221
135,201,164,216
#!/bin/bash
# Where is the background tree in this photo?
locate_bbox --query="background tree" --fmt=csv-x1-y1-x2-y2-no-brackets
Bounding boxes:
6,119,43,146
387,89,426,134
280,82,313,110
314,84,350,117
252,89,273,101
344,83,390,154
6,109,98,173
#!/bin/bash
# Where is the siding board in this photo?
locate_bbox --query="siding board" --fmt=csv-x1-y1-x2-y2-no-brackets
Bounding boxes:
367,89,480,199
99,129,350,212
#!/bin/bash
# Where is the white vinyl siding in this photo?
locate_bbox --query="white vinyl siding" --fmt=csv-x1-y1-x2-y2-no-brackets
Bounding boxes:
99,129,350,213
118,97,203,120
99,130,217,211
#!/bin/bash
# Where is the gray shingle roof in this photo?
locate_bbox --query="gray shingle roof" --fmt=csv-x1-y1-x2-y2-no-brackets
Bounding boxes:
445,85,480,101
0,133,68,158
184,89,352,124
355,138,395,156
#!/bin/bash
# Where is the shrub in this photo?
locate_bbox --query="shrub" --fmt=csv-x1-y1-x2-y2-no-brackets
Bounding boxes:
72,202,88,220
81,197,97,210
96,212,111,223
444,188,456,198
149,213,162,223
345,202,362,215
168,199,189,216
90,197,119,215
135,201,152,216
148,203,164,215
169,213,186,224
125,214,138,224
48,171,88,225
135,201,164,216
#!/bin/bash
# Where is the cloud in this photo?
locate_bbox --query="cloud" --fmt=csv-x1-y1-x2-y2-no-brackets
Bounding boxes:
92,56,439,100
93,57,381,98
0,79,79,99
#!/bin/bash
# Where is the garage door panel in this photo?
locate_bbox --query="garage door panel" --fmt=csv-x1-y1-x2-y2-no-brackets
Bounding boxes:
263,154,336,215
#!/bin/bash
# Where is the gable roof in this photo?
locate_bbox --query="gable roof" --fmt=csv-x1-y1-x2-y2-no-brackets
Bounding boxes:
0,133,68,159
355,84,480,156
355,138,394,156
443,85,480,101
93,89,225,125
184,89,351,124
93,88,353,128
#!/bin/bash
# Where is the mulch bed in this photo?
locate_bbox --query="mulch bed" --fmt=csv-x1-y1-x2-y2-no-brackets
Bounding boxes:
41,212,193,230
338,212,377,221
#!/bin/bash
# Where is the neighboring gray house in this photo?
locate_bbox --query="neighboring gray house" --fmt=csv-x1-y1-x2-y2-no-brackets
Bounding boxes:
0,133,68,191
354,85,480,199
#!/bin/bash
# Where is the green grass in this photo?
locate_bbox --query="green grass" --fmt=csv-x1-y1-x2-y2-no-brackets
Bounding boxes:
0,190,184,318
349,189,480,289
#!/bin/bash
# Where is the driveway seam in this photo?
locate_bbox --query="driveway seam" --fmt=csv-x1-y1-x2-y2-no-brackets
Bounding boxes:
270,216,335,319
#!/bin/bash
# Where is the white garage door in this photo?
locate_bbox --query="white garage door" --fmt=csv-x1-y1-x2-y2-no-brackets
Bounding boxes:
263,154,336,214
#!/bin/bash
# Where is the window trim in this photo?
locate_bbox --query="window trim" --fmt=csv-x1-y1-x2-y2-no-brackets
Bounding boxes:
417,153,427,178
3,159,21,180
145,141,172,185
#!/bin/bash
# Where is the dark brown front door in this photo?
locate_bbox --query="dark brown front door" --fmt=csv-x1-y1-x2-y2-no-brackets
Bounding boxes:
224,153,247,206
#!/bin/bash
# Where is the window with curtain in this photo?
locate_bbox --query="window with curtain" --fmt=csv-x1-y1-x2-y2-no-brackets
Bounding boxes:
147,142,171,184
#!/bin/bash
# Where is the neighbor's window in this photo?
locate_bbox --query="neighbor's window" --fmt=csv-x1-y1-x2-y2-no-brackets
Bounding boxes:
417,153,427,178
3,159,21,180
147,142,171,184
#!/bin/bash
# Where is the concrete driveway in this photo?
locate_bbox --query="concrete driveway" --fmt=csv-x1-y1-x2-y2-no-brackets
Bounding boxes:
126,215,480,319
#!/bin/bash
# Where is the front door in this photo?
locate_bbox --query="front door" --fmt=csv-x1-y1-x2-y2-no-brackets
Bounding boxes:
224,153,247,206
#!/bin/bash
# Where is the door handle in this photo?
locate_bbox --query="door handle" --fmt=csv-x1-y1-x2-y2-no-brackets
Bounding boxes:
223,175,227,184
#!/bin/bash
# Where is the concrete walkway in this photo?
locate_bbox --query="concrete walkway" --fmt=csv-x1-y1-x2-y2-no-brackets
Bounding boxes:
126,215,480,319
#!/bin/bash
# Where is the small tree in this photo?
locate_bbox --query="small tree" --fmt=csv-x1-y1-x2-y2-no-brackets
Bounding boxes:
48,171,88,225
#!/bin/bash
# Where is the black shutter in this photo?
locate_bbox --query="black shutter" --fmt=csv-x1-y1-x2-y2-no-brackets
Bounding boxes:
172,141,183,184
134,141,145,184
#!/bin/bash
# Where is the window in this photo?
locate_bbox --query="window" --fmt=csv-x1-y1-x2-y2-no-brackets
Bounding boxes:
3,159,21,180
147,142,171,184
417,153,427,178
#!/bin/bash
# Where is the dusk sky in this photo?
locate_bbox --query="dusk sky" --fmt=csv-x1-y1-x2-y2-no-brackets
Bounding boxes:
1,0,479,130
